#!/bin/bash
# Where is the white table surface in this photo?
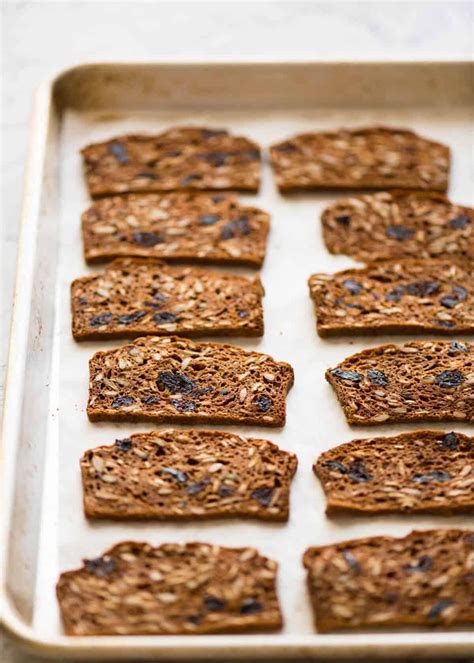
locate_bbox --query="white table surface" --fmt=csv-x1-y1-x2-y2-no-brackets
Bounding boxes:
1,1,473,660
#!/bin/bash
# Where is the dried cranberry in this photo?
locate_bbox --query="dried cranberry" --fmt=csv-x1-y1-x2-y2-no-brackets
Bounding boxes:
199,214,220,225
203,596,226,611
108,141,129,164
161,467,188,483
434,370,464,388
253,395,272,412
330,368,362,383
132,232,163,247
153,312,177,325
239,598,262,614
85,556,116,577
112,395,135,408
342,279,363,295
251,486,274,506
367,369,389,386
404,555,433,573
90,313,113,327
157,371,196,394
118,311,146,325
449,214,470,229
412,470,452,483
386,225,414,241
115,438,132,452
439,432,459,450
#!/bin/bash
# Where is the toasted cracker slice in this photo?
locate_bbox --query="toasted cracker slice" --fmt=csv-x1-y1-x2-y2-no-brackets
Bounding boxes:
82,429,297,520
82,127,261,196
270,126,449,192
303,529,474,632
88,336,294,427
57,541,281,635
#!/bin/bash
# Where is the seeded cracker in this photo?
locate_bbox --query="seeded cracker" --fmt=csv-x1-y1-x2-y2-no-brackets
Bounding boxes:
71,259,264,341
308,260,474,337
82,127,261,196
326,341,474,425
315,430,474,515
56,541,282,635
81,429,297,521
322,191,473,263
88,336,294,427
303,529,474,632
82,192,269,267
270,126,449,192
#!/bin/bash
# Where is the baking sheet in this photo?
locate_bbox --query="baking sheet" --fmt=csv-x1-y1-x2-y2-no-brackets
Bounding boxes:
1,62,473,658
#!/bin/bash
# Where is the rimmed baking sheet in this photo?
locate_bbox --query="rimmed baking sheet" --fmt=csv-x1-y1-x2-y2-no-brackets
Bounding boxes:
1,61,473,659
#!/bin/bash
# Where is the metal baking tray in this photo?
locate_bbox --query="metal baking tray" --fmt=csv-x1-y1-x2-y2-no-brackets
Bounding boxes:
1,61,473,659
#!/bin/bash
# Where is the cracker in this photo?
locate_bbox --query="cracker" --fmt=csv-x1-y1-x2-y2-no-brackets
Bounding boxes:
309,260,474,337
82,429,297,520
57,541,281,635
315,430,473,515
88,336,294,427
82,192,269,267
72,259,264,340
321,191,473,263
270,127,449,192
303,529,474,632
82,127,261,196
326,340,474,425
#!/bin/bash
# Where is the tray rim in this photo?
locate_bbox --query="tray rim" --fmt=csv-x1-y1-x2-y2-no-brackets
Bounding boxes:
1,59,474,659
